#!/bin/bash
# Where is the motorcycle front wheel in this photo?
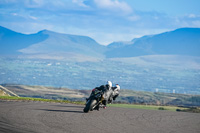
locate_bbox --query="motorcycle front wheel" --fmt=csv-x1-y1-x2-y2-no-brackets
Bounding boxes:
83,99,97,113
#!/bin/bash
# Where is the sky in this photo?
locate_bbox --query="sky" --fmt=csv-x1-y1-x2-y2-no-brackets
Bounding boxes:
0,0,200,45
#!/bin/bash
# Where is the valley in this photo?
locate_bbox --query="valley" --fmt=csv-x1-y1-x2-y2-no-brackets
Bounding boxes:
0,56,200,94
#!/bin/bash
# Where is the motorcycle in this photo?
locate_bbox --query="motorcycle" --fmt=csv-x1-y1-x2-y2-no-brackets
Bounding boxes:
83,88,104,113
83,87,115,113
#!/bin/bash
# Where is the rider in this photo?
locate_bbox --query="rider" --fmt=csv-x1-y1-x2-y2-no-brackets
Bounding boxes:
102,81,112,109
112,84,120,100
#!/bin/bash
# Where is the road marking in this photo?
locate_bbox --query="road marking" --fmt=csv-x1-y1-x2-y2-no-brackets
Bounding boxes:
0,85,19,97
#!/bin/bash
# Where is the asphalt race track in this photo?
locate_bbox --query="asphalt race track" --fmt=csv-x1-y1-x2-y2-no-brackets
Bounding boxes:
0,101,200,133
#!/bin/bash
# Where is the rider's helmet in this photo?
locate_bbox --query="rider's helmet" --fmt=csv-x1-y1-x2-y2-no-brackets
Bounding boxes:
107,81,112,87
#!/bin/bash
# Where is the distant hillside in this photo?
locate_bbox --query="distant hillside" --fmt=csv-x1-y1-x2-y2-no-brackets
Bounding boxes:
0,26,106,60
106,28,200,58
1,84,90,101
0,26,48,55
19,30,106,58
2,84,200,107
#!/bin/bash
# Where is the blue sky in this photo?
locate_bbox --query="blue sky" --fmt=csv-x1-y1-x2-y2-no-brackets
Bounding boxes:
0,0,200,45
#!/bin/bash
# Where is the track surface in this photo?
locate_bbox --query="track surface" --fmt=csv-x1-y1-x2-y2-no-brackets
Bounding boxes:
0,101,200,133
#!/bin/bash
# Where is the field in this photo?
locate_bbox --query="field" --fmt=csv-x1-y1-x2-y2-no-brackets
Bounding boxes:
0,56,200,94
1,84,200,107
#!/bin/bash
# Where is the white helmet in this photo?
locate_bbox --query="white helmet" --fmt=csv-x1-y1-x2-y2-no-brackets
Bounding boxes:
107,81,112,87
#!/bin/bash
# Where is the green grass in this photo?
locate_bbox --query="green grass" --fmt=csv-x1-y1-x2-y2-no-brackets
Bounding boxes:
0,96,84,105
108,104,186,112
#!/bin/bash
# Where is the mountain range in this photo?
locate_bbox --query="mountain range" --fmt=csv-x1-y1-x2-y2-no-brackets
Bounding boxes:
107,28,200,58
0,26,200,59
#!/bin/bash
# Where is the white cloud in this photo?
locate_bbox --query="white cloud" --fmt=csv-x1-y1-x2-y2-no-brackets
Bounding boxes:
11,13,18,16
94,0,132,14
10,11,38,21
0,0,18,4
184,14,200,19
173,14,200,28
192,20,200,27
72,0,88,7
188,14,197,18
128,15,140,21
29,16,37,20
24,0,45,8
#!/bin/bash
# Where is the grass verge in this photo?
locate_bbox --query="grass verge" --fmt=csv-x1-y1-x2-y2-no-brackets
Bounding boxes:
0,96,84,105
